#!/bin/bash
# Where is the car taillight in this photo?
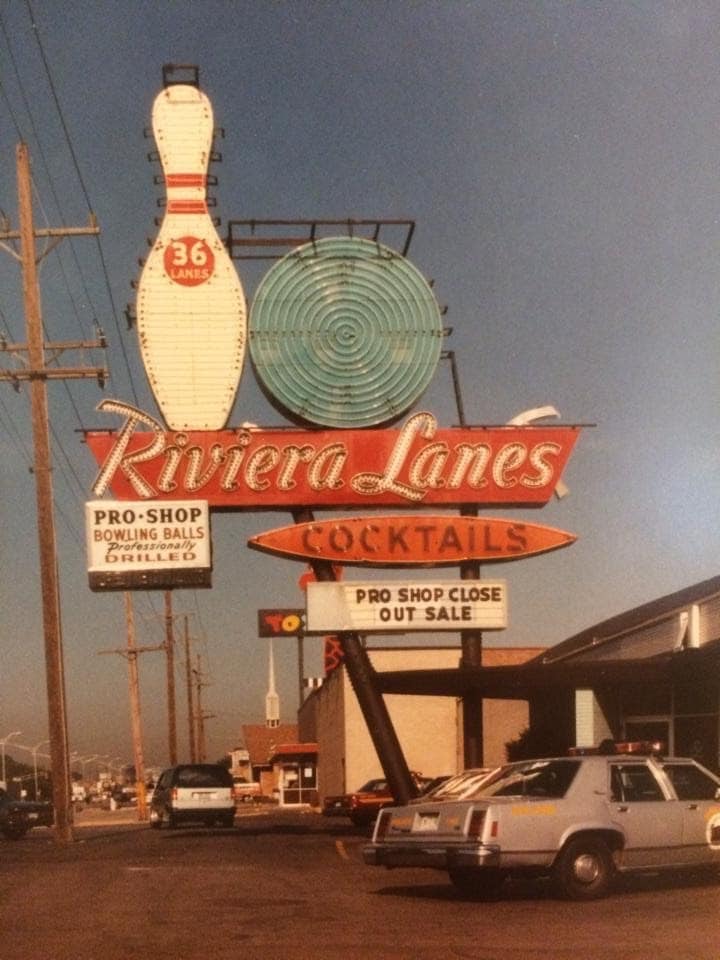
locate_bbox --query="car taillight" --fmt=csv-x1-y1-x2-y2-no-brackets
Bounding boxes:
467,808,486,839
171,788,178,802
375,810,391,840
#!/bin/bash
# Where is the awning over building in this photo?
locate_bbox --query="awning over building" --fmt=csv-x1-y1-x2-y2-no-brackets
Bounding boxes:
375,574,720,700
268,742,318,763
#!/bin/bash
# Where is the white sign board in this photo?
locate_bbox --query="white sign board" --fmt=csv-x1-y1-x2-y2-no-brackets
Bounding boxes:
306,580,507,633
85,500,211,590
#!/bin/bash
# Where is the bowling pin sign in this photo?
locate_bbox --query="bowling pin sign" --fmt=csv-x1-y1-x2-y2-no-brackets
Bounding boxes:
137,83,246,431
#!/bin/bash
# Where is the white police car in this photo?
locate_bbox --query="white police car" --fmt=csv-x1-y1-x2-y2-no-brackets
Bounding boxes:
363,744,720,900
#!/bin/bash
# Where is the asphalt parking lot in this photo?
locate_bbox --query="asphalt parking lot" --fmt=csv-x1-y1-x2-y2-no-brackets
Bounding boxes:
3,806,720,960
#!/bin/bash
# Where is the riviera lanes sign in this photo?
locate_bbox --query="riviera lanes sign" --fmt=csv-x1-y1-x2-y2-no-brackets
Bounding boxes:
305,580,507,633
85,402,581,509
249,515,576,566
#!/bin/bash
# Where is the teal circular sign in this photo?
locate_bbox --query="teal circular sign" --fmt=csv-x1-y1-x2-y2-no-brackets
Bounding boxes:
249,237,443,428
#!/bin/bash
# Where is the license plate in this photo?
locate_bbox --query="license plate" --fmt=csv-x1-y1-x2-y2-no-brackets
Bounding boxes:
414,812,439,832
28,812,39,820
192,792,217,801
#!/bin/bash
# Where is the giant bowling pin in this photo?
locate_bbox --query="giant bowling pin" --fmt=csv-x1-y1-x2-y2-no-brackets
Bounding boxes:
137,82,246,430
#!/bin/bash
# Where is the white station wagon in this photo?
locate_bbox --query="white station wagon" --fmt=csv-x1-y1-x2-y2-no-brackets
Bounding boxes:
363,748,720,900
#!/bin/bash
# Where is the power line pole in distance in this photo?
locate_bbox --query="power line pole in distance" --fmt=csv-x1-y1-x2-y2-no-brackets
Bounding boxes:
164,591,178,765
97,593,163,821
183,615,197,763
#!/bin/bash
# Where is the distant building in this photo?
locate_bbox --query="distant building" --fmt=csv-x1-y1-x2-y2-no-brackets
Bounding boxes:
240,723,299,799
298,645,541,800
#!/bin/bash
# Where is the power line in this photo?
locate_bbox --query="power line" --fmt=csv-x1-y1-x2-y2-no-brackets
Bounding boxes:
20,0,139,406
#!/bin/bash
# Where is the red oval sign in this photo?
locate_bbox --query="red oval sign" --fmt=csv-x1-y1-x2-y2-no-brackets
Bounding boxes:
248,515,576,567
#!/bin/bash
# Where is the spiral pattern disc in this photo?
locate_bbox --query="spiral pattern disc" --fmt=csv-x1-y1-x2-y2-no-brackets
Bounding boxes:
249,237,443,428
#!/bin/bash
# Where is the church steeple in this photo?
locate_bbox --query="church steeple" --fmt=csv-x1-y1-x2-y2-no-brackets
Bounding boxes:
265,639,280,728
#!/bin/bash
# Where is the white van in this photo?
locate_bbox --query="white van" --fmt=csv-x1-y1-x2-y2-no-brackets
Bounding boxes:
149,764,235,829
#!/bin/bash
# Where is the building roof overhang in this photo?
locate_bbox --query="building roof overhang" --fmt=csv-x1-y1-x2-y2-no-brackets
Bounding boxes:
375,643,720,700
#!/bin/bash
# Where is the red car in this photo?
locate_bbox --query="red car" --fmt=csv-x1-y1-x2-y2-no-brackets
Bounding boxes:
322,774,432,827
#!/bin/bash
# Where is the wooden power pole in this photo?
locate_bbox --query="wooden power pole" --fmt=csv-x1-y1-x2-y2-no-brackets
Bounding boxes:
0,143,105,843
193,654,213,762
164,591,178,765
97,594,163,821
122,592,149,820
183,615,197,763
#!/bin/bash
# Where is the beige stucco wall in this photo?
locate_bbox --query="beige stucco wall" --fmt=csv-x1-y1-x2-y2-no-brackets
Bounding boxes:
342,648,462,792
300,645,541,799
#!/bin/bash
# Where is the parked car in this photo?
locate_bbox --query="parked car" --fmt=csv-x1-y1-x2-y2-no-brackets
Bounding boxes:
363,747,720,900
323,773,433,827
410,769,493,803
149,764,235,829
232,777,262,803
0,787,53,839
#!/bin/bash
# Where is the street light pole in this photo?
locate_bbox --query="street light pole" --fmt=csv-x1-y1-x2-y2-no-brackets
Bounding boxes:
1,731,22,785
80,755,98,782
32,740,50,799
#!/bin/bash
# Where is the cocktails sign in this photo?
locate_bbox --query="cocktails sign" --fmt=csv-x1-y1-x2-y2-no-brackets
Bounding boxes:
248,515,576,566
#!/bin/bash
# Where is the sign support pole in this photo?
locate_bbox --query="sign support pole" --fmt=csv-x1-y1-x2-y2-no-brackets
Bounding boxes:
460,506,484,768
294,510,417,805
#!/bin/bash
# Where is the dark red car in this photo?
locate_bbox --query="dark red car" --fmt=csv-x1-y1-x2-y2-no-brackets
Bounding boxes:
322,774,432,827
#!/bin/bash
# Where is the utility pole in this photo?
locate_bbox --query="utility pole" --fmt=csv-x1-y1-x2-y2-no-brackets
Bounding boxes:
0,143,105,843
164,591,178,765
123,592,147,820
193,654,212,762
183,615,197,762
97,593,164,821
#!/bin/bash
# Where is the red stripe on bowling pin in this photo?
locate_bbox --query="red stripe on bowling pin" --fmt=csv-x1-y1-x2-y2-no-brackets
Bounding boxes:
166,173,207,188
167,200,208,214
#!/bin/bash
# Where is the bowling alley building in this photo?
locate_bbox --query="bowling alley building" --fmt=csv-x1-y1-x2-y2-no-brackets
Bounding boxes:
299,575,720,798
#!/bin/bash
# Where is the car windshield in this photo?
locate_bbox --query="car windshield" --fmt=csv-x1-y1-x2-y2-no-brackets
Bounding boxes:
475,759,581,799
419,769,493,802
175,766,232,788
357,780,388,794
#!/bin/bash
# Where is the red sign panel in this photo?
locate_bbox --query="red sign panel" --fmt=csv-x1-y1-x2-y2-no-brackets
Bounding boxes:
85,401,580,510
248,516,576,567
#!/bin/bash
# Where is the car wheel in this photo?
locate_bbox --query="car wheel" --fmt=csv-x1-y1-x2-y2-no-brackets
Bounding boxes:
167,811,178,830
553,836,614,900
448,867,504,900
149,809,161,830
349,813,371,829
222,813,235,828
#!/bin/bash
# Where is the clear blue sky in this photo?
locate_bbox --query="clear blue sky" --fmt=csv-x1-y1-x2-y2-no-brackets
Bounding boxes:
1,1,719,770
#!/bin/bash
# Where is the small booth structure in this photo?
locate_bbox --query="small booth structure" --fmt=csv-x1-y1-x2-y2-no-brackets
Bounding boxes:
268,743,319,807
